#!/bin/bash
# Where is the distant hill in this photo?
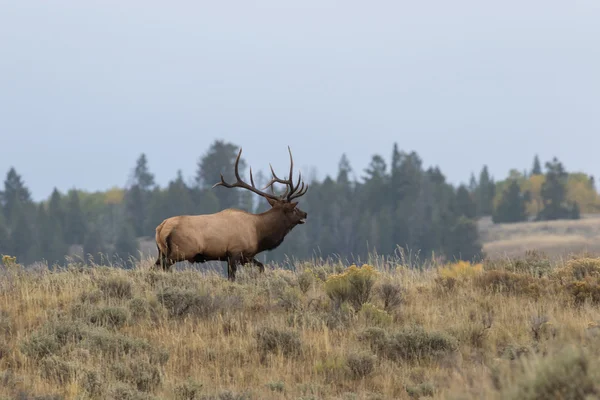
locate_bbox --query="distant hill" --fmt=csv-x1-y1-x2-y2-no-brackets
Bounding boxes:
479,213,600,259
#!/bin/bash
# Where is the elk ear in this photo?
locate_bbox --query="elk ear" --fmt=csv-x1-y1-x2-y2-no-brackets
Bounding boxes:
288,201,298,209
266,197,278,207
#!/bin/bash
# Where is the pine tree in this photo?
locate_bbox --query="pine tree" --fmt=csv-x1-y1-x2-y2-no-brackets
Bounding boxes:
531,155,542,175
447,216,483,262
125,153,156,236
362,154,389,212
196,140,245,210
64,190,87,244
0,212,10,256
389,148,424,253
132,153,155,190
83,224,106,264
48,188,65,229
537,157,573,221
455,185,477,219
1,167,32,221
468,173,478,193
1,168,36,263
492,180,528,223
125,184,145,236
476,166,495,216
114,221,138,267
9,201,36,264
35,203,67,267
337,153,353,186
167,170,195,216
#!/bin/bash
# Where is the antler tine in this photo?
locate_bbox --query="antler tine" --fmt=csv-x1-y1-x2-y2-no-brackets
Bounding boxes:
293,171,302,193
262,176,291,199
267,163,289,185
289,182,308,201
212,148,281,201
249,166,256,188
233,148,243,182
287,146,294,188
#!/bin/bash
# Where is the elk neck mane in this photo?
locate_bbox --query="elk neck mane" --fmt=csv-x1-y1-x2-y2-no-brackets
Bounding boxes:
253,207,294,252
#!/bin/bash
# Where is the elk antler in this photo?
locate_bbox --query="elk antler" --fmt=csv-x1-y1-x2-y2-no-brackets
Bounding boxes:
212,148,282,202
261,146,309,202
213,147,308,203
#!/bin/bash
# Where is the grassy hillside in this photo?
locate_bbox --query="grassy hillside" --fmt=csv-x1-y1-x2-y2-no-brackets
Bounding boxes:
2,253,600,399
480,213,600,259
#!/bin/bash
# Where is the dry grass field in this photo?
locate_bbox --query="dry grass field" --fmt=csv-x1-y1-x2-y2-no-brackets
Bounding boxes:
2,252,600,399
479,214,600,259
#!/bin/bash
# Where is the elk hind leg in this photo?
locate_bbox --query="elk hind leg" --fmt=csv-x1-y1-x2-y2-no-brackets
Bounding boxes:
154,247,175,272
252,258,265,273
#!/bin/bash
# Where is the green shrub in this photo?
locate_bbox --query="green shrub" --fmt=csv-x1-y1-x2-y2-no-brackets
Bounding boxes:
298,269,315,294
79,289,103,304
0,312,13,337
357,303,393,327
174,378,204,400
513,251,553,277
345,352,376,379
276,286,303,312
502,346,599,400
474,270,544,298
39,355,77,385
255,326,302,360
128,297,165,323
98,276,133,300
325,302,356,330
0,340,10,360
88,306,129,329
110,383,160,400
406,382,435,399
358,325,458,363
20,321,86,360
266,381,285,393
112,360,162,392
157,287,243,319
375,281,403,311
324,264,379,310
486,250,553,277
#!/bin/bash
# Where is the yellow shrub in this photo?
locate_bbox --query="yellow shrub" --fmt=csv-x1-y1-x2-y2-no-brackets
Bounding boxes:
554,257,600,283
1,255,20,271
438,260,483,280
324,264,379,310
567,277,600,306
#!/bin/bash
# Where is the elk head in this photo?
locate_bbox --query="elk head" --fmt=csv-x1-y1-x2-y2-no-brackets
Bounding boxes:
212,146,309,227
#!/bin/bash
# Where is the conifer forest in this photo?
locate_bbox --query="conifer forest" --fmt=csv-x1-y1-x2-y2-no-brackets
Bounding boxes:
0,139,595,269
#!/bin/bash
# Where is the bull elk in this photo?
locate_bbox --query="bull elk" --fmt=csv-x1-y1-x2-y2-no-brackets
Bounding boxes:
153,147,309,281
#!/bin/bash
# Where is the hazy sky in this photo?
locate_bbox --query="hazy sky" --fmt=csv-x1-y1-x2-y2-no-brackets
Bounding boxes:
1,1,599,201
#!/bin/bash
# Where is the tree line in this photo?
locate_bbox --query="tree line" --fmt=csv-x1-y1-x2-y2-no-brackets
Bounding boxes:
0,140,598,267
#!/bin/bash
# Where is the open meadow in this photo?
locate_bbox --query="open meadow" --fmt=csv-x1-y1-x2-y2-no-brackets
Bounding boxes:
479,213,600,260
2,251,600,399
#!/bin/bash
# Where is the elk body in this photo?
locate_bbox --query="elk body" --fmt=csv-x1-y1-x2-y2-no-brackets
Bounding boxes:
153,147,308,281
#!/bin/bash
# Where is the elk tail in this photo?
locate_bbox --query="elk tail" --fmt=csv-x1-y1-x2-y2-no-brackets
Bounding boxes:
155,219,173,256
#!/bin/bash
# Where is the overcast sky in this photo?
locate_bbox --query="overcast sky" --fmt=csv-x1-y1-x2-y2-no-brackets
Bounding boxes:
1,1,599,201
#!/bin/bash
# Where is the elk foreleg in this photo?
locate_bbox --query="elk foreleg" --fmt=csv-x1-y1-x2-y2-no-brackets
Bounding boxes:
227,255,242,282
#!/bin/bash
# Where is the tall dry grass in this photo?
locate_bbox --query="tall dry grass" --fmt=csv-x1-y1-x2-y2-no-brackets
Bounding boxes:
1,252,600,399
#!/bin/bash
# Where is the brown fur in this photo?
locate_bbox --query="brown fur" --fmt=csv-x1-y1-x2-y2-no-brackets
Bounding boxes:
153,147,308,281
